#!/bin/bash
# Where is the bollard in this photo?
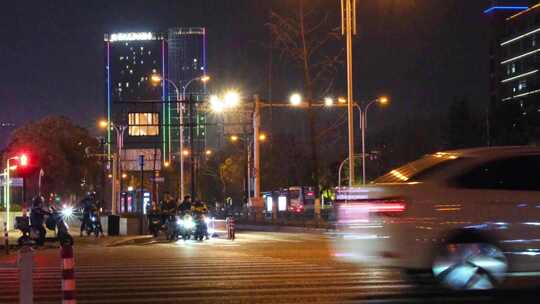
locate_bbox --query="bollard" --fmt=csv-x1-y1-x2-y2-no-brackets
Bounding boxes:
226,217,235,241
61,245,76,304
18,246,34,304
4,221,8,255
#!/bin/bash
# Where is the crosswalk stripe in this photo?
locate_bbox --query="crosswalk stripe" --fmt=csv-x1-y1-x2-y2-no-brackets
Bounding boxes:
0,253,437,304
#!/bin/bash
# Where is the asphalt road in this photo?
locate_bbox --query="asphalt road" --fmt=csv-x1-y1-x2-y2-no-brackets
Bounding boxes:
0,231,539,303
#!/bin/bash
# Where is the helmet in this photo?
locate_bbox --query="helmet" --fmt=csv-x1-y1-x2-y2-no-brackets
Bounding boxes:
32,196,44,208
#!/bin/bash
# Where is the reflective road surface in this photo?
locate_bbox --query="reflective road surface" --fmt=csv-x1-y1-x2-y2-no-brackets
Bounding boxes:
1,231,539,303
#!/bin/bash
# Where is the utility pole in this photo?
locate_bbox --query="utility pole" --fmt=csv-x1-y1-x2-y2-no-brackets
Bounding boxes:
252,95,262,219
189,95,196,200
139,155,144,235
341,0,357,187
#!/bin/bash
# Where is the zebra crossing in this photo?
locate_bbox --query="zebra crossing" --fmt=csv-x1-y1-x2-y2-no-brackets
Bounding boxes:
0,253,450,304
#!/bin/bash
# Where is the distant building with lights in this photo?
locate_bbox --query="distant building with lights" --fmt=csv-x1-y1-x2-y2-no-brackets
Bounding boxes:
104,29,209,207
167,27,209,159
485,1,540,144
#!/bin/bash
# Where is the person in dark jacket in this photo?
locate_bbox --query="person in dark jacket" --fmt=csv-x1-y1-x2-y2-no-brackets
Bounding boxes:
178,195,192,215
30,196,48,245
80,193,97,237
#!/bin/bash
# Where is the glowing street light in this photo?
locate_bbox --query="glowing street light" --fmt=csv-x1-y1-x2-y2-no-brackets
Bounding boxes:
182,149,190,156
205,149,213,156
209,95,225,113
98,120,109,129
224,90,241,108
122,173,128,179
289,93,303,106
259,133,267,141
378,96,390,106
230,135,239,142
164,161,170,168
200,75,211,83
150,74,162,83
324,97,334,107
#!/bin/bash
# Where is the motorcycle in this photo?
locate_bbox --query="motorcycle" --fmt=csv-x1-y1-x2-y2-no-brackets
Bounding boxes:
16,206,74,247
177,214,195,241
82,212,102,237
165,215,181,241
193,214,209,241
148,213,163,237
48,206,74,246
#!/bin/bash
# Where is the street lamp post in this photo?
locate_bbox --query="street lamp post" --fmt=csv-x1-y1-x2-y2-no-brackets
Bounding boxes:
358,97,388,184
342,0,357,187
4,156,20,230
151,74,209,200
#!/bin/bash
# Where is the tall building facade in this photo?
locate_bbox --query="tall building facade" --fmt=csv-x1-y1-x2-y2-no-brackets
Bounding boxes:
167,28,209,160
486,1,540,144
105,29,209,207
105,32,170,172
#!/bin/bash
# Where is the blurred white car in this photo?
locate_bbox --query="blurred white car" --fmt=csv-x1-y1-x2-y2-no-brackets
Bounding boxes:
333,146,540,290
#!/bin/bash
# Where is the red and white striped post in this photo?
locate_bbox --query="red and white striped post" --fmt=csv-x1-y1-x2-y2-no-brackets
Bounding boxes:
3,221,8,255
226,217,235,241
61,245,76,304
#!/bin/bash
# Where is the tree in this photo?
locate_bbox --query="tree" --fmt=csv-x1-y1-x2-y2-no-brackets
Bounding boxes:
3,116,100,199
267,0,344,190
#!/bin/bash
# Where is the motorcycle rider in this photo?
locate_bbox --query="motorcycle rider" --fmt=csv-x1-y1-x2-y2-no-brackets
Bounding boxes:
160,192,177,225
191,200,210,240
30,196,48,246
178,195,192,215
80,192,97,237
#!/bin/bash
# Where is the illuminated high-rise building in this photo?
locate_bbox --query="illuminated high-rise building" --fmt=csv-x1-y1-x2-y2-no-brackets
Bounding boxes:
104,32,171,174
485,1,540,144
168,27,209,158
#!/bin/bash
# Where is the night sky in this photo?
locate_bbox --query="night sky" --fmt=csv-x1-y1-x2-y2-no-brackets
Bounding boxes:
0,0,492,147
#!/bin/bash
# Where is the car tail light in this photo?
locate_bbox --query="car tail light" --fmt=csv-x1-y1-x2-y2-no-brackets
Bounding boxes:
365,199,407,217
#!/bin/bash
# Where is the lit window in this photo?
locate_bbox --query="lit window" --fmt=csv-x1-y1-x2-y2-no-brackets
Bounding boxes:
518,79,528,91
128,113,159,136
120,56,124,60
129,70,133,74
125,82,129,87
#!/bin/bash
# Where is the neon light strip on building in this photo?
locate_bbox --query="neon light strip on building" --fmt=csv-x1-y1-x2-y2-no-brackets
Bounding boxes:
501,48,540,65
483,6,528,14
501,70,539,83
106,41,112,159
501,28,540,46
502,89,540,101
508,3,540,20
109,32,154,42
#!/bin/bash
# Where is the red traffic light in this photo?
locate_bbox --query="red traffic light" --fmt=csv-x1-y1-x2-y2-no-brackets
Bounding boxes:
19,154,29,166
